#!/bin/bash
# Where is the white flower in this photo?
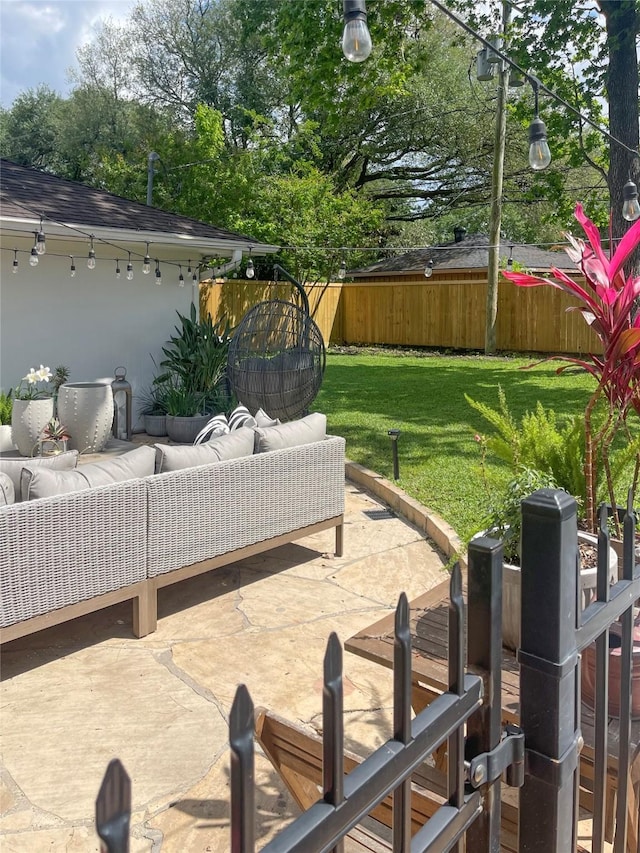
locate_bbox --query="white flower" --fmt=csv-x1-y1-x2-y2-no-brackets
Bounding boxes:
37,365,52,382
23,368,39,384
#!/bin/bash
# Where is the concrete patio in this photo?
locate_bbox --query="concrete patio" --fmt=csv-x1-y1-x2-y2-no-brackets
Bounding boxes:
0,468,454,852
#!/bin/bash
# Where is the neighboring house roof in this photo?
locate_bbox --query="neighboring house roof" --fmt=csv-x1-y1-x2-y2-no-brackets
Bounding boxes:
349,232,576,277
0,159,278,255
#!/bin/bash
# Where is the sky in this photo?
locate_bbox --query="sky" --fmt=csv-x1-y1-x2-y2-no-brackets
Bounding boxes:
0,0,136,108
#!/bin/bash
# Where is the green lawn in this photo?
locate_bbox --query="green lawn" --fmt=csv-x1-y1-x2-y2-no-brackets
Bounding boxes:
315,349,596,542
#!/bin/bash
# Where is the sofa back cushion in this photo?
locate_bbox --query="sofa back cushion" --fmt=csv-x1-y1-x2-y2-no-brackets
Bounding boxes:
21,445,156,500
0,450,79,501
253,412,326,453
154,426,255,473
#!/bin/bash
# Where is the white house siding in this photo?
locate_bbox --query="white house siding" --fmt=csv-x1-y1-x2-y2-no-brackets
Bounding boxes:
0,235,198,430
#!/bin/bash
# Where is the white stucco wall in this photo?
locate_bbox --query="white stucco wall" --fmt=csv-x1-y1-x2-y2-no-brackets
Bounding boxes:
0,236,199,431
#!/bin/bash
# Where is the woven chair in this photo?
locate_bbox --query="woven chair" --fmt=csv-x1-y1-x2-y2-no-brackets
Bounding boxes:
227,299,325,422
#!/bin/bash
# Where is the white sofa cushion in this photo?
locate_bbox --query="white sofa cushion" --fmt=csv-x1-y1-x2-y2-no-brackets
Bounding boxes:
154,427,255,473
0,472,15,506
0,450,79,501
21,445,156,500
253,412,327,453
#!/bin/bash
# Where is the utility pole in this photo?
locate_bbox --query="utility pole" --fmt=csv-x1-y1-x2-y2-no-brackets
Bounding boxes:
146,151,160,206
485,1,510,355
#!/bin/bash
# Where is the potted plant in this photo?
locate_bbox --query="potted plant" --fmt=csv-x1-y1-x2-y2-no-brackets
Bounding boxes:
468,391,618,650
139,380,170,437
39,417,71,456
153,304,233,443
0,390,15,452
11,364,70,457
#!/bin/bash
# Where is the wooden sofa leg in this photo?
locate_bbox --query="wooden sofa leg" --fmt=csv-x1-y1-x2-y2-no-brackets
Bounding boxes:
335,521,344,557
133,583,157,637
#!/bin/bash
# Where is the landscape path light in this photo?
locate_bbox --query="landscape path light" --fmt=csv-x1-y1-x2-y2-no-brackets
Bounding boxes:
388,428,401,480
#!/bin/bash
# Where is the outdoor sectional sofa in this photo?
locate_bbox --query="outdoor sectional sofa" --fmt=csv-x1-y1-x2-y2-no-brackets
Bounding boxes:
0,413,345,644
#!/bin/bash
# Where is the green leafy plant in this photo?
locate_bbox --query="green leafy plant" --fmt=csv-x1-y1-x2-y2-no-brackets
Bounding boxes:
163,382,207,418
479,466,560,563
0,390,13,425
154,304,232,410
503,204,640,532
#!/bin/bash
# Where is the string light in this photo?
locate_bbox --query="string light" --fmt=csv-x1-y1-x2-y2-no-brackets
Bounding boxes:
115,259,121,279
528,81,551,171
126,252,134,280
29,247,39,267
143,243,151,274
246,249,255,279
342,0,372,63
70,256,76,278
622,179,640,222
87,236,96,269
12,249,18,274
155,259,162,285
507,245,514,269
178,266,185,287
338,257,347,279
35,218,46,255
424,259,434,278
192,266,198,284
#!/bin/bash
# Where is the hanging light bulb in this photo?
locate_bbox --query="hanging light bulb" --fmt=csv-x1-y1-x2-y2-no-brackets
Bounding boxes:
126,253,134,280
424,259,434,278
70,257,77,277
143,243,151,274
507,246,514,269
246,256,255,279
87,236,96,269
192,266,198,284
155,259,162,285
622,179,640,222
342,0,372,63
29,247,39,267
178,267,185,287
12,249,18,274
35,219,46,255
338,259,347,280
528,83,551,170
115,260,121,279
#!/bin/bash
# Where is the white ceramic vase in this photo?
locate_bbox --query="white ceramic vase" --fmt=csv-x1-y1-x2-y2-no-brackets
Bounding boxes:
0,424,16,453
57,382,114,453
11,398,54,457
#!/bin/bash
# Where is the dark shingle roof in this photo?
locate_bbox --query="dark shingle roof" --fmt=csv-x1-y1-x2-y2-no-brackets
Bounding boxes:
0,159,263,245
350,232,576,276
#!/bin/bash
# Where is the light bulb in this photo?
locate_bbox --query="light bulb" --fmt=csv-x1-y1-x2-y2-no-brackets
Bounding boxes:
179,271,185,287
528,117,551,170
87,249,96,269
424,259,434,278
342,18,372,62
143,255,151,274
246,258,255,279
155,262,162,285
29,247,39,267
192,273,198,284
126,262,133,281
12,259,18,274
35,229,46,255
338,260,347,280
622,180,640,222
116,262,121,279
70,261,76,277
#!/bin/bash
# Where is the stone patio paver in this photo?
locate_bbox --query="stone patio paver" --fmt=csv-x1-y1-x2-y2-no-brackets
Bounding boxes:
0,480,448,851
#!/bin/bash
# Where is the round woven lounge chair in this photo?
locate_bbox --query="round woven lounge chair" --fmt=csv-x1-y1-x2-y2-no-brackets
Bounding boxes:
227,299,326,422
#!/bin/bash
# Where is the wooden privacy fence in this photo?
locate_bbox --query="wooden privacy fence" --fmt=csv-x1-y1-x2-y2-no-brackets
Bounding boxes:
201,271,601,356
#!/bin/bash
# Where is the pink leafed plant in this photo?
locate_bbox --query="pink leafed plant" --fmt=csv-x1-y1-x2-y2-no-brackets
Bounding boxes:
503,204,640,532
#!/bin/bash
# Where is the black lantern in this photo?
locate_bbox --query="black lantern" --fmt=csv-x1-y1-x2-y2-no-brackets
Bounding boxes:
111,366,132,441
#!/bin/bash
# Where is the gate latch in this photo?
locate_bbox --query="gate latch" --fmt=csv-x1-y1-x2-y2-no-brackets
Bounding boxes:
466,724,525,789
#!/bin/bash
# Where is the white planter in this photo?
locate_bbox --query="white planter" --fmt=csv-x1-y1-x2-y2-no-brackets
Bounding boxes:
0,424,16,453
10,398,54,457
57,382,114,453
501,531,618,652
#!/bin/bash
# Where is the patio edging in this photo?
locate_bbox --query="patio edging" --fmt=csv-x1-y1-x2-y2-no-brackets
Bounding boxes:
345,460,466,567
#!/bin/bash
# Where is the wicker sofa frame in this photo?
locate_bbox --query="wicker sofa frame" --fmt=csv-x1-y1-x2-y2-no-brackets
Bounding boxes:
0,436,345,644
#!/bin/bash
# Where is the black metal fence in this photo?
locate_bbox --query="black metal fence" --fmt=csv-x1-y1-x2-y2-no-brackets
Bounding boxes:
95,489,639,852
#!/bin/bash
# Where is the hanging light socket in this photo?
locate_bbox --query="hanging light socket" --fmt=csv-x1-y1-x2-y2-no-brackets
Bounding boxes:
29,246,39,267
12,250,18,273
143,243,151,274
528,116,551,170
622,179,640,222
70,257,76,278
155,259,162,285
338,258,347,280
246,256,255,279
424,259,434,278
35,221,46,255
